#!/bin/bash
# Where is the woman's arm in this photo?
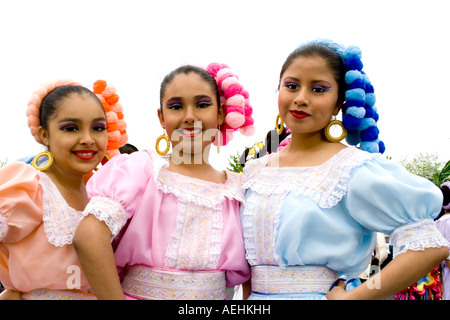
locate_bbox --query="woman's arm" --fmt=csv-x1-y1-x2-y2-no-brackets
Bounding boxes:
73,214,125,300
327,246,448,300
0,289,22,300
242,278,252,300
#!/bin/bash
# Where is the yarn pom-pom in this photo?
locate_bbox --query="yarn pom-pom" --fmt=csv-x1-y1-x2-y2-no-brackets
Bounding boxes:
345,130,361,146
358,118,376,131
205,62,255,146
360,141,379,153
378,141,386,154
371,110,379,122
26,79,82,144
345,70,363,84
365,83,375,94
343,45,362,60
240,124,255,136
93,80,128,159
93,80,107,94
346,99,365,108
365,93,376,107
347,79,365,90
205,62,225,77
119,133,129,146
345,57,364,71
363,106,374,119
106,94,120,106
346,88,365,101
346,106,366,119
360,126,379,142
343,114,363,131
225,112,246,128
224,83,243,99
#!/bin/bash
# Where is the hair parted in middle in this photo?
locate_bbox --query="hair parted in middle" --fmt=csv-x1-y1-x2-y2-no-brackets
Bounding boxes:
279,39,385,154
26,79,128,160
159,63,255,147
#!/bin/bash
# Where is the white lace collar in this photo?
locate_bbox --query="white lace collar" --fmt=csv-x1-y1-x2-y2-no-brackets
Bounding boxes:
38,171,84,247
148,150,244,209
242,147,377,208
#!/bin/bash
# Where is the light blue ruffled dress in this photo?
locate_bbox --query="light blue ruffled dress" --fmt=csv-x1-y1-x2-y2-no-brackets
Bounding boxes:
241,147,449,299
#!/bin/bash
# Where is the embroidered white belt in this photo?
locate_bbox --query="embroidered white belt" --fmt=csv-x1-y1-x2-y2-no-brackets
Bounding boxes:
251,265,338,295
22,288,96,300
122,265,227,300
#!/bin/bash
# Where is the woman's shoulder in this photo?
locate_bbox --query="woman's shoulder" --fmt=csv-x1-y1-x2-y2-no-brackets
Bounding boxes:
96,150,154,177
86,150,155,199
330,146,377,169
241,147,380,208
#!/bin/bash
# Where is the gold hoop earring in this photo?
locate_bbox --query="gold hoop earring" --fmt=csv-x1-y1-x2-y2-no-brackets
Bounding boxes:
155,132,170,156
98,153,111,169
31,151,53,171
216,127,221,154
324,119,347,143
275,114,284,135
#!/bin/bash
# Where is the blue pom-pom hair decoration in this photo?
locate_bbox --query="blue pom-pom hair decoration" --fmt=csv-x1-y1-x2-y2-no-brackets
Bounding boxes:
299,39,385,154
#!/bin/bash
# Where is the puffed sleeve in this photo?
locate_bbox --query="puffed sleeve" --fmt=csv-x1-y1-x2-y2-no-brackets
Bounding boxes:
346,157,449,257
0,162,43,243
83,151,152,238
436,216,450,245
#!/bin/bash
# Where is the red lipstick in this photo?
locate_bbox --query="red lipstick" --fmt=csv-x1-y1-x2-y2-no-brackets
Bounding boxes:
72,150,97,161
290,110,309,119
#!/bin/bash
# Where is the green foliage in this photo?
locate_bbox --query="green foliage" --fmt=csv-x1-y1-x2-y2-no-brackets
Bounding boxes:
427,160,450,187
227,151,243,173
0,157,7,168
400,152,449,187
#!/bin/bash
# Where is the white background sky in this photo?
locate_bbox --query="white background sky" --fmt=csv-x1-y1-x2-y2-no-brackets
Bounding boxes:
1,0,449,170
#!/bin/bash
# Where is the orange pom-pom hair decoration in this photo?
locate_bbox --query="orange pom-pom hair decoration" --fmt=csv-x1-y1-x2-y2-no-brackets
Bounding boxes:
92,80,128,161
26,79,128,184
26,79,83,144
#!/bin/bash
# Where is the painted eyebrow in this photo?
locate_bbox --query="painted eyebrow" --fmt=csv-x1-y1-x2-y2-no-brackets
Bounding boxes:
195,95,214,100
284,76,330,83
59,117,106,123
92,117,107,122
283,76,333,85
166,95,214,101
166,97,182,102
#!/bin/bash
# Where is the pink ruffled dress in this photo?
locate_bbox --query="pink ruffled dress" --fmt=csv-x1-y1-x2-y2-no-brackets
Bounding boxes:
0,162,96,299
84,150,250,299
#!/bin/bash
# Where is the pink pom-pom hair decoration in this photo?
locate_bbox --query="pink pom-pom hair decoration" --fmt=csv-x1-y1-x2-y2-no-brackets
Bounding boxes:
205,62,255,146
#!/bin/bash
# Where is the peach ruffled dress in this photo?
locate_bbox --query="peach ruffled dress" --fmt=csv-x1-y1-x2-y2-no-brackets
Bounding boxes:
0,162,95,299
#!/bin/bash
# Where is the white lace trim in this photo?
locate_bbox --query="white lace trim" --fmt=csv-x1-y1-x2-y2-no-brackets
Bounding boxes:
38,172,84,247
164,201,223,270
242,147,376,267
0,210,8,242
146,150,236,270
82,196,128,238
242,191,286,268
242,147,376,208
390,219,450,258
149,150,244,209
